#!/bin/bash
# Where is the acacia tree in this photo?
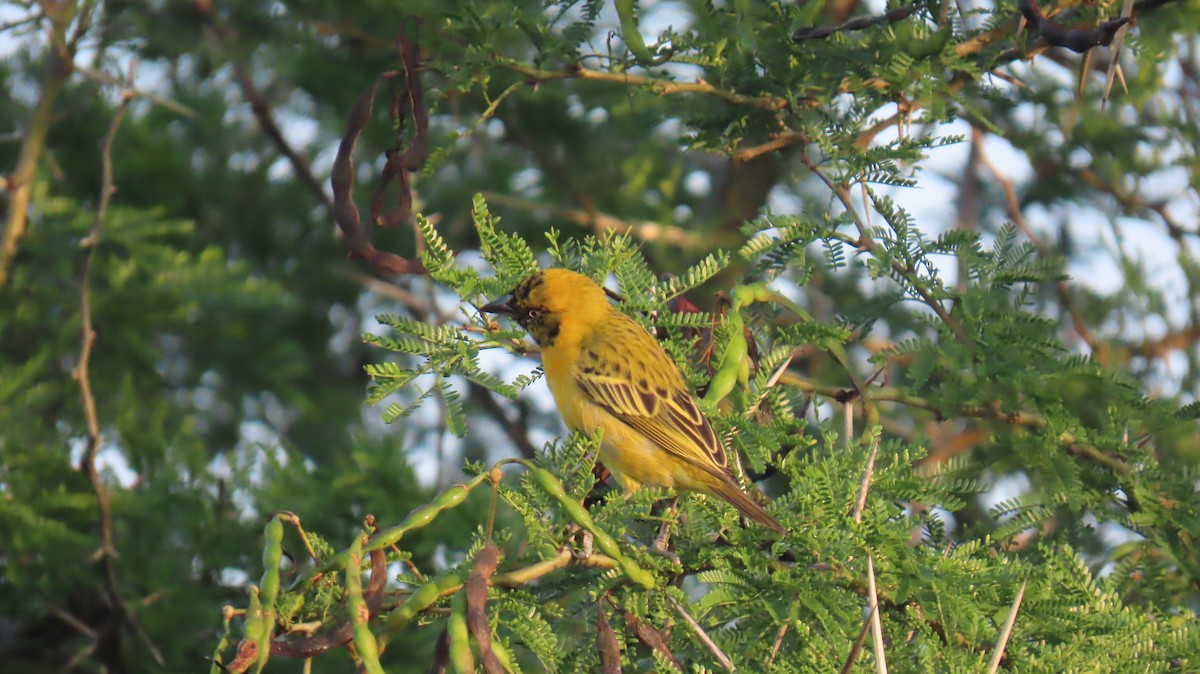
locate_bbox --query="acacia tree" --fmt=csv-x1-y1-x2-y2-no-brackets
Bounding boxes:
1,0,1198,672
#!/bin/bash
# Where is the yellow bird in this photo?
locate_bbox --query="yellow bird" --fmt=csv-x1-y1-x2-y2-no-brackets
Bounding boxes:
483,268,784,533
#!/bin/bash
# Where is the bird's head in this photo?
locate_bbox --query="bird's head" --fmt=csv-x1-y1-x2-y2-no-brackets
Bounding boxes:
482,268,610,347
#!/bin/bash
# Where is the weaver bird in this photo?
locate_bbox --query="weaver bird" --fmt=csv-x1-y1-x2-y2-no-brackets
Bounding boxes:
483,268,784,533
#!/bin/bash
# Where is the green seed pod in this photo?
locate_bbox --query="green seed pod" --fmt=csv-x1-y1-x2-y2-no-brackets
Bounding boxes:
528,465,655,590
448,591,476,673
345,535,384,674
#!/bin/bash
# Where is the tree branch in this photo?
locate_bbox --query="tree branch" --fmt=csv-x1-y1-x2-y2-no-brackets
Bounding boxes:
500,61,790,112
74,61,165,667
0,4,75,289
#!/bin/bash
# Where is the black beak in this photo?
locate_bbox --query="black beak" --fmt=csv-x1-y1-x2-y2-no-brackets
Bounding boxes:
481,294,516,317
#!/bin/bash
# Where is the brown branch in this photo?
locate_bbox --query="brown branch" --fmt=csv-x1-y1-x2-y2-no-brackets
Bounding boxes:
465,545,504,674
0,5,75,289
196,1,333,218
501,61,790,112
73,61,166,668
733,131,807,164
1017,0,1129,54
668,596,734,672
792,3,924,41
234,63,335,217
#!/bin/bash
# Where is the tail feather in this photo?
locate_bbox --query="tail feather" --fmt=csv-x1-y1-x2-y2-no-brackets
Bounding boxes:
709,479,786,534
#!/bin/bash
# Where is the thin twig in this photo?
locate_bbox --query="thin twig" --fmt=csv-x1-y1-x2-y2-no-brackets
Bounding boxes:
195,2,333,217
986,580,1028,673
866,555,888,674
501,61,790,111
977,145,1100,352
766,621,789,668
74,61,166,667
799,152,971,344
233,63,335,217
74,64,195,118
668,596,735,672
852,430,881,523
839,603,877,674
733,131,807,163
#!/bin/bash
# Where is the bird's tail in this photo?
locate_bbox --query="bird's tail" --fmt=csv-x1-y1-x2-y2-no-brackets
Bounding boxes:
709,479,786,534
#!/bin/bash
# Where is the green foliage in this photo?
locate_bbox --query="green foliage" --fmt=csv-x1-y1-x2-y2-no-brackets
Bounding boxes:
3,0,1199,672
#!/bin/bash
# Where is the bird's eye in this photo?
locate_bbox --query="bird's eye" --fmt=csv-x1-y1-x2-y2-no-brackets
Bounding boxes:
526,308,541,319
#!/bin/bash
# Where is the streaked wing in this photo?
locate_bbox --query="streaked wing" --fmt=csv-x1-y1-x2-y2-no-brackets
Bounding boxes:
575,315,728,473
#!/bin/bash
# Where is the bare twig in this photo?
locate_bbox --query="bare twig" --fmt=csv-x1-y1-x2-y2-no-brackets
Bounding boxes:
986,580,1028,673
234,63,335,217
669,596,735,671
74,64,195,118
196,2,333,217
74,61,166,667
766,621,789,668
792,3,924,41
839,603,877,674
851,431,881,523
